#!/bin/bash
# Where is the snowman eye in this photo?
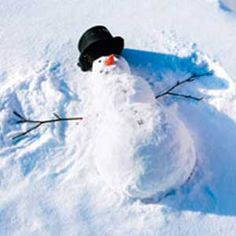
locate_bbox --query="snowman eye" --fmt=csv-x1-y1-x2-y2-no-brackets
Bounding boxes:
98,59,102,63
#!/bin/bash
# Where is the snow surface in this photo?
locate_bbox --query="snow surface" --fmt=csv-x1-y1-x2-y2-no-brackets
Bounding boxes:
1,0,236,235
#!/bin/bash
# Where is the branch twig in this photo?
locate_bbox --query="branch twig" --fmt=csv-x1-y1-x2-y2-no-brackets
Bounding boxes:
12,111,83,140
155,71,213,100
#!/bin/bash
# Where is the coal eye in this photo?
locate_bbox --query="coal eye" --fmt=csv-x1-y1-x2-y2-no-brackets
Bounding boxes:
98,60,102,63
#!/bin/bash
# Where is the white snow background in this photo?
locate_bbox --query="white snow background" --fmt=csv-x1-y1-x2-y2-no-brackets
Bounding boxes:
1,0,236,235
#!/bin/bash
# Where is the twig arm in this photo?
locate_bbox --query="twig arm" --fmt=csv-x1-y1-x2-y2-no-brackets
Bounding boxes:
167,92,203,101
13,123,42,139
155,71,213,100
12,111,83,140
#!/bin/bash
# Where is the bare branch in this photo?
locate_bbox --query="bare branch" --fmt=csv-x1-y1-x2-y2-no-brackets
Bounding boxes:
53,113,61,119
13,123,42,139
167,92,203,101
155,71,213,100
12,111,83,140
13,111,26,120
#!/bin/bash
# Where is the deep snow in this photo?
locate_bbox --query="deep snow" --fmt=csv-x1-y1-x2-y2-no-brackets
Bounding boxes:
1,0,236,235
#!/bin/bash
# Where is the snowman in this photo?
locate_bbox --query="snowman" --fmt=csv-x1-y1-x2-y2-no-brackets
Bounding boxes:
78,26,196,199
81,53,197,200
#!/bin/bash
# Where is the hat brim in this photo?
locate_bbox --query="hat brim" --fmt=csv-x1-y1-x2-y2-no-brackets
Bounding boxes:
78,37,124,71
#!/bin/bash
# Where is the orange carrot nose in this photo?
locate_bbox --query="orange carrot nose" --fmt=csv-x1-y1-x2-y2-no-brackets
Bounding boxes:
105,54,115,66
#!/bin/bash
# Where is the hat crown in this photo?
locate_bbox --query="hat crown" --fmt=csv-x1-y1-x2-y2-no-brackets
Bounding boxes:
78,25,113,53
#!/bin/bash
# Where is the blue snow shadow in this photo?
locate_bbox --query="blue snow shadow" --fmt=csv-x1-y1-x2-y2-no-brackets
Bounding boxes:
219,0,235,13
122,48,228,91
170,103,236,217
122,48,236,217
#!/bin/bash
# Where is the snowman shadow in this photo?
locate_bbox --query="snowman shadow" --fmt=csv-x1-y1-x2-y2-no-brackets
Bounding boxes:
122,48,236,217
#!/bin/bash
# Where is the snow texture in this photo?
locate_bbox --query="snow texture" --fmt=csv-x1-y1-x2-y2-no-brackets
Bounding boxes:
1,0,236,235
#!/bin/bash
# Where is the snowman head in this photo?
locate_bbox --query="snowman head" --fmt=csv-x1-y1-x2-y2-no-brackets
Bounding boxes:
92,54,131,75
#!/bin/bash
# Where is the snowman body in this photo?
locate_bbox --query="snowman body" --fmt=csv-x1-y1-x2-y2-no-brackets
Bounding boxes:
86,55,196,199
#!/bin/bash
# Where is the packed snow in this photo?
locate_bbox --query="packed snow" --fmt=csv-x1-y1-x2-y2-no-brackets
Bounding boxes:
1,0,236,235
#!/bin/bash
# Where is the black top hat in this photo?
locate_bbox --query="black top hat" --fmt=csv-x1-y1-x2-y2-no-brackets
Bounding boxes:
77,25,124,71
